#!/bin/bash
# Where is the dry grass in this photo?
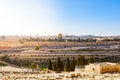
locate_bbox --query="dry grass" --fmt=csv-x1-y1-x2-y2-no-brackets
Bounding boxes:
0,41,119,50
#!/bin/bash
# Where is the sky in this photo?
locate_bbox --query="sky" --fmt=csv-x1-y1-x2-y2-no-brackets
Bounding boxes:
0,0,120,36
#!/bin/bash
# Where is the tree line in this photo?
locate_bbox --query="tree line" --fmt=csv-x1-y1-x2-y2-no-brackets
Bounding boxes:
48,56,94,73
0,55,95,73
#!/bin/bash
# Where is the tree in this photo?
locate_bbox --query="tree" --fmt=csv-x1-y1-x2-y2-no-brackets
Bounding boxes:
81,56,86,65
88,56,94,64
30,62,37,70
60,61,64,71
77,56,81,66
35,46,40,50
53,62,56,71
66,57,70,72
70,57,76,71
55,57,61,73
48,59,52,70
77,38,81,42
77,56,86,66
118,46,120,52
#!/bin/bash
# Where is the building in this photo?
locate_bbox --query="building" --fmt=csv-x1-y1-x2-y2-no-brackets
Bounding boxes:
57,33,63,41
85,62,120,74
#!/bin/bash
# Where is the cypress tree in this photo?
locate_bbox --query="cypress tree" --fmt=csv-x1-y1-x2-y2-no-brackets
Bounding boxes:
48,59,52,70
77,56,80,66
77,55,86,66
66,57,70,72
88,56,94,64
118,46,120,52
78,38,80,42
81,56,86,65
70,57,76,71
77,56,82,66
60,61,64,71
55,57,61,73
53,62,56,71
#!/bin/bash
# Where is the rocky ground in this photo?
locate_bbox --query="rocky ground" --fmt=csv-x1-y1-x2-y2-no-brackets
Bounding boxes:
0,66,120,80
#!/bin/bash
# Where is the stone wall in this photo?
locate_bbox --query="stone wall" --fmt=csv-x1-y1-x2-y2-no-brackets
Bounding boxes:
85,63,120,74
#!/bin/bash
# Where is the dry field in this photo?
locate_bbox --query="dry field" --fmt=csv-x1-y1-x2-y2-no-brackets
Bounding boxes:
0,41,119,50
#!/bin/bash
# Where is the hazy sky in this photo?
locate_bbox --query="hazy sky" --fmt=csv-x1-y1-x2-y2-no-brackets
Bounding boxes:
0,0,120,36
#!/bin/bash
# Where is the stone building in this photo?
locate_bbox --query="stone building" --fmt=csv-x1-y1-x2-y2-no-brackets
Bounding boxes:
85,62,120,74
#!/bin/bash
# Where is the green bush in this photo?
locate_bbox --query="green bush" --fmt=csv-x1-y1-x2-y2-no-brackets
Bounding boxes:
35,46,40,50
